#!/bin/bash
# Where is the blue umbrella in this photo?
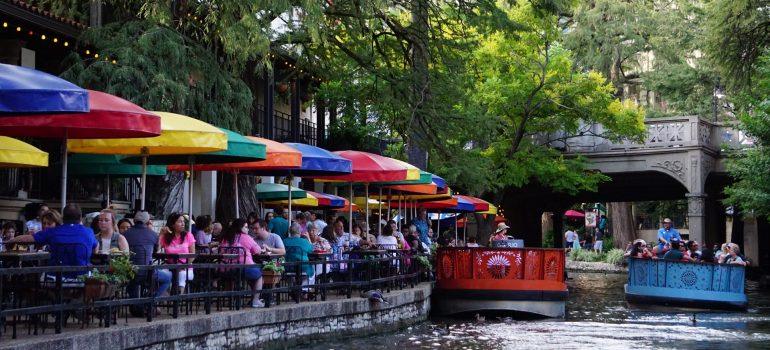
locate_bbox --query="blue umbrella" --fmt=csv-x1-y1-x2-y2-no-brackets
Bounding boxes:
255,142,352,218
432,174,447,190
0,63,89,113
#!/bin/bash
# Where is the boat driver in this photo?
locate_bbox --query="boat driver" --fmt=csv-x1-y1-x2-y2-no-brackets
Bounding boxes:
657,218,681,251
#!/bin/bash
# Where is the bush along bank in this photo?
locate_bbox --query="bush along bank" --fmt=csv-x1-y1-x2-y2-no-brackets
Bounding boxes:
567,248,628,273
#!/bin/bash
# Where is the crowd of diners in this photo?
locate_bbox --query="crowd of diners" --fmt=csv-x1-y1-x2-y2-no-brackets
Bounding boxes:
0,202,433,310
623,218,749,266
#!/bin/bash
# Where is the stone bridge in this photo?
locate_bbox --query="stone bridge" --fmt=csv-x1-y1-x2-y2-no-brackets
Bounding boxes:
554,116,752,245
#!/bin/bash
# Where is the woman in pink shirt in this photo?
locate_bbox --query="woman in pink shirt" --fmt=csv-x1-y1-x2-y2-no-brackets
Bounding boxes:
219,218,265,308
158,213,196,291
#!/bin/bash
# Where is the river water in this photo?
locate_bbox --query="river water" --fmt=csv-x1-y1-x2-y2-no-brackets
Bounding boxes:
298,272,770,350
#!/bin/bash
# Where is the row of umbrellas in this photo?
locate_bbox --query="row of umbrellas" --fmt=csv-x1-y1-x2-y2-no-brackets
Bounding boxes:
0,63,498,240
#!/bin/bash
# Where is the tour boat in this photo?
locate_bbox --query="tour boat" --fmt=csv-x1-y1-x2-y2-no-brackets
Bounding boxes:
434,247,568,318
625,257,748,310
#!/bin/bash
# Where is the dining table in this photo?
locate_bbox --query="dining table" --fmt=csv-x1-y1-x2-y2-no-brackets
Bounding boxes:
0,251,51,267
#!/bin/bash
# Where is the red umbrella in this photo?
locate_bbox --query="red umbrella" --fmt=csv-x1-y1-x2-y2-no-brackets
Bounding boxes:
456,195,490,212
0,90,160,207
564,209,585,219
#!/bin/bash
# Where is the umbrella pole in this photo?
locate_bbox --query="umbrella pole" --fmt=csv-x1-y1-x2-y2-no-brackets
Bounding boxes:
287,174,293,224
233,171,240,218
437,211,440,240
106,174,111,206
140,155,147,211
455,213,458,244
387,188,392,221
364,183,370,235
397,194,401,232
60,138,68,209
378,186,383,236
463,213,468,242
188,156,195,216
348,183,353,234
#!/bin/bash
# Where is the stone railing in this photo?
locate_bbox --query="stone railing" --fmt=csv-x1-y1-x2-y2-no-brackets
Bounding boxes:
561,116,754,154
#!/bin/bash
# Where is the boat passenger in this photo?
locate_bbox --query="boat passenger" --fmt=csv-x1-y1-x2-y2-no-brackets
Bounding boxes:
700,244,715,263
684,241,701,262
625,239,652,259
489,223,510,245
657,218,681,250
724,245,747,266
663,240,685,261
715,243,730,262
466,236,480,248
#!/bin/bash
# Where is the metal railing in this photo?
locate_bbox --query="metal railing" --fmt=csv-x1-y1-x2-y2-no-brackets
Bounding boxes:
253,105,318,145
0,252,427,340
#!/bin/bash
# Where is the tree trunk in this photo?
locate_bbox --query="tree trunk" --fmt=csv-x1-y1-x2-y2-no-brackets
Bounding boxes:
609,202,635,249
407,0,430,169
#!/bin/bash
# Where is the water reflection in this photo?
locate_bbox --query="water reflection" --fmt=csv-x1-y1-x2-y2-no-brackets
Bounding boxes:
299,273,770,350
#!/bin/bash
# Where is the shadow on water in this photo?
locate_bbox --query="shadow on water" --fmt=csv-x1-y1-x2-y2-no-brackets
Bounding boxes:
297,272,770,350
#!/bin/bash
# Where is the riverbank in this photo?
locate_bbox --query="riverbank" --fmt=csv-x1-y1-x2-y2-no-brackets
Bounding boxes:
1,283,432,350
566,259,627,274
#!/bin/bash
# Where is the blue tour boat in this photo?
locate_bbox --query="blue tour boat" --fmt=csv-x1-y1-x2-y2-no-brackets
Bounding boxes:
625,257,747,310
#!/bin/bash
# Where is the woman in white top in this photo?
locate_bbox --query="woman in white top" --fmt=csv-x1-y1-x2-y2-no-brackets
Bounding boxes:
376,224,399,248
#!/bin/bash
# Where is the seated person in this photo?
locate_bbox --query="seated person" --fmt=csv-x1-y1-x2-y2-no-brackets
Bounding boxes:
684,240,701,262
466,236,480,248
124,211,171,301
307,224,331,251
158,213,196,291
219,218,265,308
253,219,286,255
724,245,747,266
283,223,315,286
663,240,685,261
625,239,653,259
7,204,97,278
376,225,399,248
700,244,715,263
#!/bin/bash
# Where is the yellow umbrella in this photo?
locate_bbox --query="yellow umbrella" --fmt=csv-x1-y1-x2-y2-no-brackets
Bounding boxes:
264,192,319,208
68,112,227,210
353,197,387,210
0,136,48,167
478,203,498,215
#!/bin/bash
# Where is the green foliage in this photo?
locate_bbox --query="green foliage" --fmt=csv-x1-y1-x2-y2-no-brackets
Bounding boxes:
542,230,555,248
61,21,253,134
416,255,432,270
705,0,770,88
567,0,719,119
604,248,625,265
262,258,285,274
26,0,89,23
80,254,136,285
570,249,604,262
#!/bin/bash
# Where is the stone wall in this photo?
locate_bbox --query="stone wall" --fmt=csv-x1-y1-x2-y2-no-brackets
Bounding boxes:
3,283,432,350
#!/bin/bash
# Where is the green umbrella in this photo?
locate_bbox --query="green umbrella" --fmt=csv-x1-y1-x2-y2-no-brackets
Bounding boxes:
68,154,167,205
123,128,267,215
255,183,306,201
69,154,167,177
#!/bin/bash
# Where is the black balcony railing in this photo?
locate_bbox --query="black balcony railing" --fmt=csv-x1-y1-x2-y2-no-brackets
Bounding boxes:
254,105,317,145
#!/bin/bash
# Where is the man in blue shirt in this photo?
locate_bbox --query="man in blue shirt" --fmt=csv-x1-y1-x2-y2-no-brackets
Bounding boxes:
8,204,97,275
412,208,431,247
268,207,289,240
657,218,681,250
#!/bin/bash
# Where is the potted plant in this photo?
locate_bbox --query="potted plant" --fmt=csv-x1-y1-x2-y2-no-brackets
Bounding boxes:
81,253,136,301
261,258,285,286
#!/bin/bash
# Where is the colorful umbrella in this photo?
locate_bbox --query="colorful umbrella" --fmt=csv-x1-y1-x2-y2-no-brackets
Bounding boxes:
264,192,319,208
0,63,88,113
136,127,266,216
68,154,167,205
178,136,300,218
308,191,346,208
255,183,307,201
0,90,161,208
564,209,585,219
431,174,447,191
0,136,48,167
67,111,226,210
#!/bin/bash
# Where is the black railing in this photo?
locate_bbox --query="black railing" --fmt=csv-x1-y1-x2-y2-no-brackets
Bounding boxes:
254,105,317,145
0,251,427,340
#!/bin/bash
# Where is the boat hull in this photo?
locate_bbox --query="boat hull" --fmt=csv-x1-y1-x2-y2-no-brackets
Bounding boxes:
625,258,748,311
625,284,747,311
435,247,568,319
433,289,567,318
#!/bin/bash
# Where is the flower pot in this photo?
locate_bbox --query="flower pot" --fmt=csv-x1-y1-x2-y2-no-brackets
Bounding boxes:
84,279,117,301
262,270,282,286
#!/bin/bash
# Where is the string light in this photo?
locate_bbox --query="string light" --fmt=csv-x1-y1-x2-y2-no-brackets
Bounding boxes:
2,22,7,28
94,53,99,58
64,41,69,47
40,34,45,40
85,50,90,55
15,26,20,32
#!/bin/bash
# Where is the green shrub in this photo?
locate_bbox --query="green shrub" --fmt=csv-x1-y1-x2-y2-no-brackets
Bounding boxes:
604,248,625,265
543,230,554,248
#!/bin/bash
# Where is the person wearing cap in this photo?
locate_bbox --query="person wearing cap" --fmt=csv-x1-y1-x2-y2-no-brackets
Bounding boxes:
657,218,681,250
489,222,510,245
124,211,172,303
